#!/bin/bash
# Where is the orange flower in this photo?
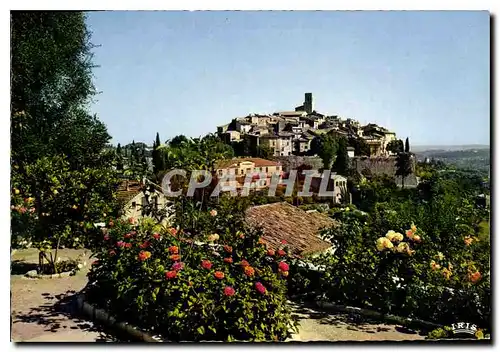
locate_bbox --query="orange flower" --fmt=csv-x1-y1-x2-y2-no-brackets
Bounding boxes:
281,271,289,277
442,268,452,280
138,251,151,261
258,238,266,245
464,236,473,246
468,271,482,284
223,245,233,253
128,217,136,225
412,235,421,243
214,271,225,280
169,246,179,254
170,254,181,261
406,230,414,239
244,266,255,277
224,257,233,264
267,249,275,256
210,209,218,217
240,260,250,267
169,227,178,236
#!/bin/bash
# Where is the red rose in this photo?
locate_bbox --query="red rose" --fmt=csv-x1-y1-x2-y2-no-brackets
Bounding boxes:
266,249,275,256
214,271,225,280
278,262,289,272
224,257,233,264
169,228,178,236
240,260,250,267
116,241,125,248
139,241,150,249
255,282,267,294
201,260,212,270
223,245,233,253
280,239,287,244
125,243,132,249
104,235,110,241
172,262,184,271
223,286,235,297
108,249,116,256
124,233,133,239
277,249,286,257
153,233,161,240
169,246,179,254
165,270,177,280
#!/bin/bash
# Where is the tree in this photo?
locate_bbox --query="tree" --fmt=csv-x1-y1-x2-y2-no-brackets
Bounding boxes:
256,145,273,159
11,12,109,168
10,12,120,263
152,132,166,174
312,135,338,169
405,137,410,153
116,143,124,171
349,137,371,157
387,139,404,154
395,152,412,189
332,137,349,175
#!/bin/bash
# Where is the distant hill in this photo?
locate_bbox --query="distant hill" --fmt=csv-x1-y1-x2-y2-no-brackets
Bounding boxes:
411,144,490,153
414,147,490,175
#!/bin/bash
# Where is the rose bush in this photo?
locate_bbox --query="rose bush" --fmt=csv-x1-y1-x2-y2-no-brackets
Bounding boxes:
86,197,298,342
312,209,490,330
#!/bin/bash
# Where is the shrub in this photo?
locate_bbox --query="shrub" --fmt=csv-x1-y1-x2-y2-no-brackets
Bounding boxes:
86,198,298,342
313,211,490,329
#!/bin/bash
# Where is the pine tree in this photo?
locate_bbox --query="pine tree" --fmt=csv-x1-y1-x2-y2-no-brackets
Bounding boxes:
396,152,412,189
116,143,124,171
332,137,349,175
405,137,410,153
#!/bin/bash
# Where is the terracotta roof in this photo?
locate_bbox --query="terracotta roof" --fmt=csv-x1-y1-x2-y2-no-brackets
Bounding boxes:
116,180,143,204
245,202,337,256
215,158,280,169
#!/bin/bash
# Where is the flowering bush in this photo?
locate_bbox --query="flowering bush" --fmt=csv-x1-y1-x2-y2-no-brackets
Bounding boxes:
86,197,297,341
11,155,120,273
313,210,490,330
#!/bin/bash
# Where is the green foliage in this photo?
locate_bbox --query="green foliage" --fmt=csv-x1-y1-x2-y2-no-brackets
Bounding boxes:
387,139,404,154
10,12,119,264
311,135,338,169
349,137,371,157
11,155,120,270
11,12,108,167
395,152,412,188
332,137,349,175
86,197,298,341
312,168,491,329
160,133,234,172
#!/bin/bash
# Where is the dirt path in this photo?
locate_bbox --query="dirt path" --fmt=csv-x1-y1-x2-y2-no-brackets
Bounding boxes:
10,249,116,342
289,302,426,341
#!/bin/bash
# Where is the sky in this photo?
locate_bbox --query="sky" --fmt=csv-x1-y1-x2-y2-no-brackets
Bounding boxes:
86,11,490,146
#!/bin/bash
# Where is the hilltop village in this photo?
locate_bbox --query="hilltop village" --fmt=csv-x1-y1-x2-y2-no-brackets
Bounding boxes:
217,93,398,158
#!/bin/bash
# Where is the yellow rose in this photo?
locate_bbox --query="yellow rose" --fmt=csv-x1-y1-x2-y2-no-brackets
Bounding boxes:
376,237,393,251
435,252,444,261
394,233,404,242
385,230,396,241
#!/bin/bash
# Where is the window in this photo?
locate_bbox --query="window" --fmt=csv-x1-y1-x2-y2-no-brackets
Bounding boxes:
266,167,269,172
132,201,136,208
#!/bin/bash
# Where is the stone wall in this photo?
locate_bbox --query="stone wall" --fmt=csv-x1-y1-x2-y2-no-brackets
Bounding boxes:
351,156,416,177
273,156,324,172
